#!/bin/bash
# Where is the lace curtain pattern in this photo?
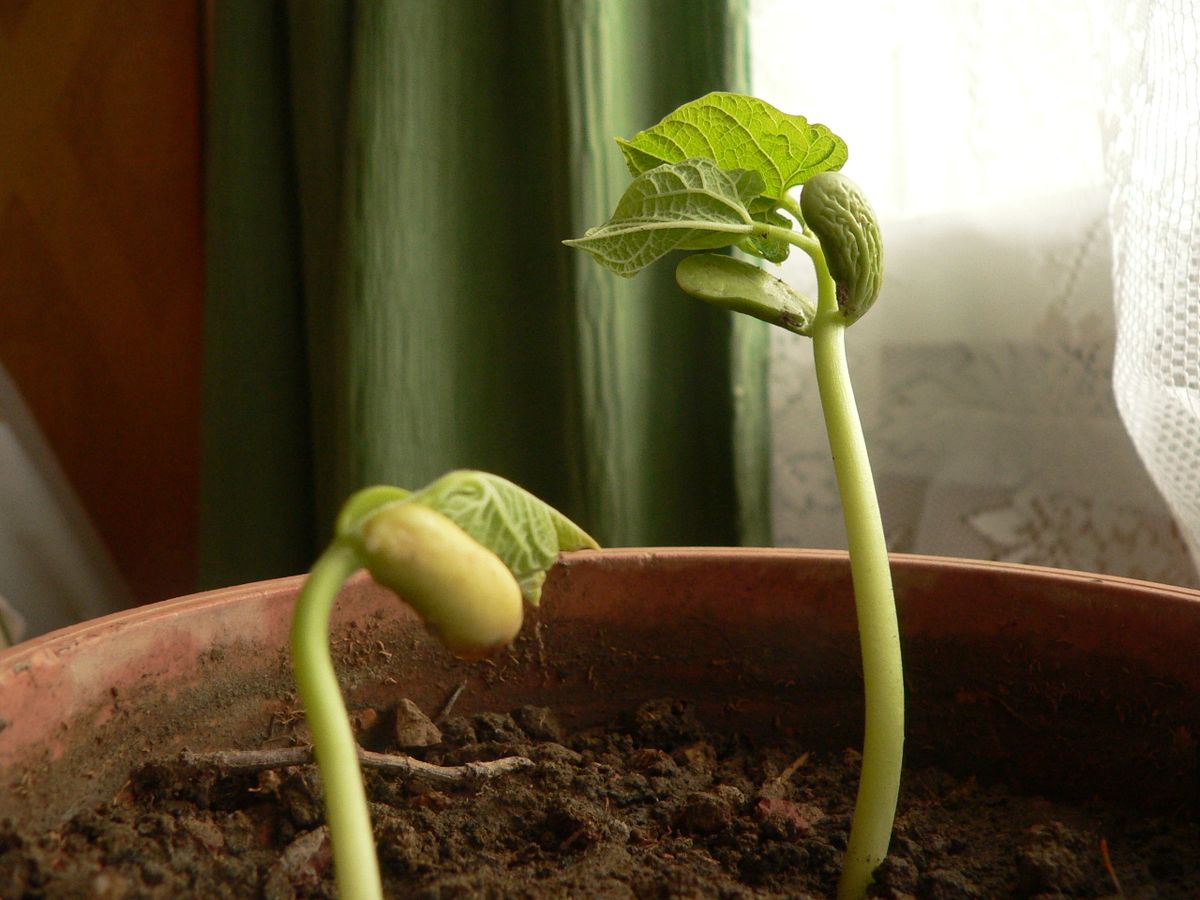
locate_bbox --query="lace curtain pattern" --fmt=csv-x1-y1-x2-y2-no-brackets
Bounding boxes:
751,0,1197,585
1106,0,1200,577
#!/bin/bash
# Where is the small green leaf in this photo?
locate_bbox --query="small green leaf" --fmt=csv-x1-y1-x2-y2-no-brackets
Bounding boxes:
617,92,848,202
408,470,598,606
564,158,760,277
675,254,816,336
740,208,793,263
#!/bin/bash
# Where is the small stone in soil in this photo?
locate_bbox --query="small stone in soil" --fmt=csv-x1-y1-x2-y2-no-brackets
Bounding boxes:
512,704,565,741
349,706,379,736
1016,820,1093,895
918,867,983,898
677,790,736,835
468,710,525,743
869,852,920,896
754,797,824,841
631,697,706,747
628,746,678,775
392,699,442,748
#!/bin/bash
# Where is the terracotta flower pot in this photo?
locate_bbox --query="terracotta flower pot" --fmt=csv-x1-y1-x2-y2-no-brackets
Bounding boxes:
1,549,1197,890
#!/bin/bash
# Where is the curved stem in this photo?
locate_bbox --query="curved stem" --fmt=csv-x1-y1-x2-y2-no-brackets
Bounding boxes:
777,194,817,240
290,540,383,900
763,220,821,257
783,232,904,899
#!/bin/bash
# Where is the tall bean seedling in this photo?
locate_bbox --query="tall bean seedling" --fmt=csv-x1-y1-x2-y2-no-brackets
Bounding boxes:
565,92,901,900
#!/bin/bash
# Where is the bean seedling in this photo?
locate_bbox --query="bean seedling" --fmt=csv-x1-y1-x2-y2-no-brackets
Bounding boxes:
290,470,597,900
565,92,901,900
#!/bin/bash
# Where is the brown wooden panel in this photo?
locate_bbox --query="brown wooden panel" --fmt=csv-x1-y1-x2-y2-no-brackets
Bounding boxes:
0,1,203,603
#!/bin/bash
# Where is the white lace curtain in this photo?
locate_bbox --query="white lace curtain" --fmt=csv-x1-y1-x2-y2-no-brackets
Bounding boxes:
751,0,1199,586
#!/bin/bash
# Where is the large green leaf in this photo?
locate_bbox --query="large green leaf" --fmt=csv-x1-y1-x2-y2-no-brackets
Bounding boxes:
563,158,760,277
617,92,847,202
408,470,598,606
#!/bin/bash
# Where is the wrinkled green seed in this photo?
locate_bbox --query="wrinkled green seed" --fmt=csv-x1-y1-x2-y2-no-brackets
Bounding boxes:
799,172,883,322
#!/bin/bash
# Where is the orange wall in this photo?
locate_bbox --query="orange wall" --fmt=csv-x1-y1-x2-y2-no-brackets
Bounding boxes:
0,2,204,603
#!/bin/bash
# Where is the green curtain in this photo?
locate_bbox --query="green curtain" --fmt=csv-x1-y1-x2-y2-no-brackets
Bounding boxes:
201,0,768,588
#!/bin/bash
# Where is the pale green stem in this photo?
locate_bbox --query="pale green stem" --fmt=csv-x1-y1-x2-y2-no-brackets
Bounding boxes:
290,540,383,900
778,194,816,239
773,223,904,899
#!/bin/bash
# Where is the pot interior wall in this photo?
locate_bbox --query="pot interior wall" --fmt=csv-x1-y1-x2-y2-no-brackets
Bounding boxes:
1,550,1197,831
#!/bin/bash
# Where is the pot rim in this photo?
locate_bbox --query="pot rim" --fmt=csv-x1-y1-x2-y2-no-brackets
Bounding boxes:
2,547,1197,670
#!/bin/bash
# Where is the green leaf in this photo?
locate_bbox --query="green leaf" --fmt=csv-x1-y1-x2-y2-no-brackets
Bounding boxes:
564,158,760,277
617,92,848,202
408,470,599,606
675,254,816,336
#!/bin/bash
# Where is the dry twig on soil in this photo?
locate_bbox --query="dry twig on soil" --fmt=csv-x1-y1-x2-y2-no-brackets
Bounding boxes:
180,746,533,783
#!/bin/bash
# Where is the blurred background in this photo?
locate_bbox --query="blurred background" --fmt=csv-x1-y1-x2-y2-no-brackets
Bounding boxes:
1,0,1196,645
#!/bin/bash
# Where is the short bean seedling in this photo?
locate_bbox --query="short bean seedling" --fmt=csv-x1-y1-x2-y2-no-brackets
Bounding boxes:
290,470,597,900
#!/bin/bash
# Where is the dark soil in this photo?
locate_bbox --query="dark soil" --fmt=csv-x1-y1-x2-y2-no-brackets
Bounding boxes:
1,696,1197,898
